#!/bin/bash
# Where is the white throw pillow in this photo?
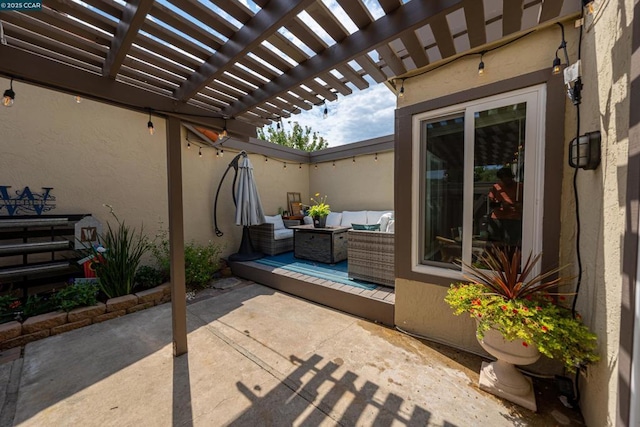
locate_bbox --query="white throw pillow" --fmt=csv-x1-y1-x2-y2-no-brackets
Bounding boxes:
325,212,342,227
377,212,394,233
367,210,394,225
386,219,395,233
341,211,367,227
303,216,313,225
264,215,285,230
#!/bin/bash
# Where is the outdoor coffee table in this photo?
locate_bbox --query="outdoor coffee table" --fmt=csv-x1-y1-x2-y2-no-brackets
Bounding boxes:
290,225,350,264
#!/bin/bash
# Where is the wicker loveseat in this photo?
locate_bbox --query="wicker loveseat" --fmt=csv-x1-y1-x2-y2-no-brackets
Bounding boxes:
346,212,395,287
249,215,300,256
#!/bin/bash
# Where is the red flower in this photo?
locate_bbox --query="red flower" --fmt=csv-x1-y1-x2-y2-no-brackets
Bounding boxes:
512,309,518,314
501,305,507,311
522,342,529,347
541,326,549,332
8,301,20,309
536,306,542,311
522,307,529,312
472,299,481,306
477,313,482,318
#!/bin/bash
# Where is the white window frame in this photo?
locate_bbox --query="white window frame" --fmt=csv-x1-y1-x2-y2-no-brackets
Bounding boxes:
410,84,547,281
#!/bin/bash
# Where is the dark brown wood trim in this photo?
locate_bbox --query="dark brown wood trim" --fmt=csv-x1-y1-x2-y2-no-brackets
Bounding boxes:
395,68,565,285
618,1,640,425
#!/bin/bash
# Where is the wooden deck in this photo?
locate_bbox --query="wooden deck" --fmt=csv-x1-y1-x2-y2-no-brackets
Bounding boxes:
229,259,395,326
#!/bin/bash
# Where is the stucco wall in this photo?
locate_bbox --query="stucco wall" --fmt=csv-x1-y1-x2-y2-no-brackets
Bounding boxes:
563,2,632,425
308,151,394,212
0,80,309,261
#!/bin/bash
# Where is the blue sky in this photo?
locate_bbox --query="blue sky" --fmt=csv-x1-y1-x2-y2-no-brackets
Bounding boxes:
263,83,397,147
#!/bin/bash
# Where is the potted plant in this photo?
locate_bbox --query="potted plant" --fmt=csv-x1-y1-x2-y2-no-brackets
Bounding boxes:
444,247,599,410
307,193,330,228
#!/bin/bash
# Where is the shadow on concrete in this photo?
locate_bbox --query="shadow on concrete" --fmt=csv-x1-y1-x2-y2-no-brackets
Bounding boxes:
11,283,274,425
230,354,434,426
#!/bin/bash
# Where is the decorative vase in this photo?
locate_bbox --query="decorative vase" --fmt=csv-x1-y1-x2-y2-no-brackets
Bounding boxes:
313,215,326,228
477,327,540,411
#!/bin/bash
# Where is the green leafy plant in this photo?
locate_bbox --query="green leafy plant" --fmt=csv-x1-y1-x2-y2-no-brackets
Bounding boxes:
134,265,165,290
22,293,59,318
0,295,22,323
151,230,223,290
307,193,330,218
444,247,599,373
55,281,99,312
88,206,150,299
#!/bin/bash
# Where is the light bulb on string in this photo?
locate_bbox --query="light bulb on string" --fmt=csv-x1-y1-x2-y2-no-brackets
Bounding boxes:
478,51,486,75
216,149,219,158
265,156,268,162
323,101,328,119
2,78,15,107
283,162,287,169
398,79,404,98
219,149,224,158
552,54,562,75
187,141,191,149
147,112,154,135
299,163,302,169
332,161,335,168
315,164,318,169
221,119,228,138
375,153,378,162
352,156,356,163
198,147,202,158
75,95,82,103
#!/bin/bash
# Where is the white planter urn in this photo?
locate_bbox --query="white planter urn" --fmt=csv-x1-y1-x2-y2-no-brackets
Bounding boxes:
477,327,540,411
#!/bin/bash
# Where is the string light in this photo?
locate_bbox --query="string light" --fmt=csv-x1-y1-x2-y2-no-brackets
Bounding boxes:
283,162,287,169
221,119,228,137
375,153,378,162
219,149,224,158
315,164,318,169
299,163,302,169
552,23,569,76
75,95,82,103
198,147,202,157
187,141,191,149
147,111,154,135
398,79,405,98
323,101,328,119
332,161,335,168
2,78,15,107
264,156,268,162
478,51,486,75
352,156,356,163
216,149,219,157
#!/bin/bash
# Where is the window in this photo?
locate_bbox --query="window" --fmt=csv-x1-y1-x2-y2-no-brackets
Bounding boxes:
411,85,546,278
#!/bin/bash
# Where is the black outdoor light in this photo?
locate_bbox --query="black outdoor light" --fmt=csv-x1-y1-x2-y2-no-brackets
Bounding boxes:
569,131,601,170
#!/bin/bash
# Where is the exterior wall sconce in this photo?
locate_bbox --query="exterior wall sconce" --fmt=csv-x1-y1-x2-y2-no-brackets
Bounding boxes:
569,131,601,170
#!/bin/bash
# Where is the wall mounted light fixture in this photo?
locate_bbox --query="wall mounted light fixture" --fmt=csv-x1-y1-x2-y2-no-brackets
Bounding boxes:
569,131,601,170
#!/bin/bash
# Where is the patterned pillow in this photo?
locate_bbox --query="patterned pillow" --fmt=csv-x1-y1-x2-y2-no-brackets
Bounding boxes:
351,223,381,231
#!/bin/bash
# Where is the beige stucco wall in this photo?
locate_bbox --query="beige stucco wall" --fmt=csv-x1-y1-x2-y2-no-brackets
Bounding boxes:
308,151,394,212
562,2,632,425
0,80,309,262
394,10,631,425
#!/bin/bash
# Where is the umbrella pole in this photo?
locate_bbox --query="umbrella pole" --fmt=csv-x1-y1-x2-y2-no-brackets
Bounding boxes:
228,225,264,261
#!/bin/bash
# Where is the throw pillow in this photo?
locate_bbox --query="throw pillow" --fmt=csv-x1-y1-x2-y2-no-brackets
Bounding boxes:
386,219,395,233
352,223,381,231
264,215,285,230
377,212,394,233
325,212,342,227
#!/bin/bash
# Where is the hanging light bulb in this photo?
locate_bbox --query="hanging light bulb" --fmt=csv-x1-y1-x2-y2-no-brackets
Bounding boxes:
277,119,281,130
323,101,328,119
332,161,335,168
398,79,405,98
283,162,287,169
299,163,302,169
265,156,268,162
219,149,224,158
375,153,378,162
3,78,15,107
216,149,219,158
352,156,356,163
198,147,202,158
147,112,154,135
315,164,318,169
552,54,562,75
187,141,191,149
75,95,82,103
221,119,228,138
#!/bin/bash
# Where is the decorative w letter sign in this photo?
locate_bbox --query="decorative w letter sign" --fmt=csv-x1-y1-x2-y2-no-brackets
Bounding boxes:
75,216,103,250
0,186,56,216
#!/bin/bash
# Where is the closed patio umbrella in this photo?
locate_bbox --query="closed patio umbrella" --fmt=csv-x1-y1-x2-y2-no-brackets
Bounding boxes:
213,151,265,262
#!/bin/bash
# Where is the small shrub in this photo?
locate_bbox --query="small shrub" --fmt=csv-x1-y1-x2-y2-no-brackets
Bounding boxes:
151,230,223,290
85,206,150,299
23,293,58,318
0,295,22,324
55,281,99,312
134,265,164,290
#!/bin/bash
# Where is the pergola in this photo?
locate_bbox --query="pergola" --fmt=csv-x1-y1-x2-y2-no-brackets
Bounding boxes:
0,0,578,355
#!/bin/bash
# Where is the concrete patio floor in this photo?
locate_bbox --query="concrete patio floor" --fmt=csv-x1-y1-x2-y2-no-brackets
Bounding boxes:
0,279,584,426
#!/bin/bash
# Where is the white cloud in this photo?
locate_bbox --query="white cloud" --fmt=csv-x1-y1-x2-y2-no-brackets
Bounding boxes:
273,83,396,147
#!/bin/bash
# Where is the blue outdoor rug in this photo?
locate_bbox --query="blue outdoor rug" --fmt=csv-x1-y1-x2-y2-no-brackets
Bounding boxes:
255,252,377,290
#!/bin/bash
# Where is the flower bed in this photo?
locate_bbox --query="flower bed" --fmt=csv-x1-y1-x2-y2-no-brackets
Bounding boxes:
0,283,171,350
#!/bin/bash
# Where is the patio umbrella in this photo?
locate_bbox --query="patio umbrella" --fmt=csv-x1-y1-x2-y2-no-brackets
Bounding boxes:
213,151,265,262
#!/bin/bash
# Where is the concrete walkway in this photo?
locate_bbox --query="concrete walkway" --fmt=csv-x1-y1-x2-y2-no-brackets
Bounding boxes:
0,280,583,426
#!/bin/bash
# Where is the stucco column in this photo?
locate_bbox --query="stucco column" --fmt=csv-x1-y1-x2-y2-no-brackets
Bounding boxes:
166,116,187,356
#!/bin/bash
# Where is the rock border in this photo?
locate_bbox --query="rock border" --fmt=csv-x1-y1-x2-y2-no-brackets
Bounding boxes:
0,284,172,350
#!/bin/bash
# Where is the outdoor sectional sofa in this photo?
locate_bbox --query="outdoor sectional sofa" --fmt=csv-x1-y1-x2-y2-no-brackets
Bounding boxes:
250,210,396,288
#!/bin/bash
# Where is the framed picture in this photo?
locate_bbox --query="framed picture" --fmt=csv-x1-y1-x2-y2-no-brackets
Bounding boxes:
287,192,301,215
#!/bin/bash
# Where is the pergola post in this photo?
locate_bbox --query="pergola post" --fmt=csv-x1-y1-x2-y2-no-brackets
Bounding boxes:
166,116,188,356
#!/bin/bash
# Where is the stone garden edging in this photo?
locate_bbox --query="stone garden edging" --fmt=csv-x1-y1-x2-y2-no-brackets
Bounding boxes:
0,284,172,350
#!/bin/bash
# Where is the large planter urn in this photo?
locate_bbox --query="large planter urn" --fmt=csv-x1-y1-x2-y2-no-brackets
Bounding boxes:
477,327,540,411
